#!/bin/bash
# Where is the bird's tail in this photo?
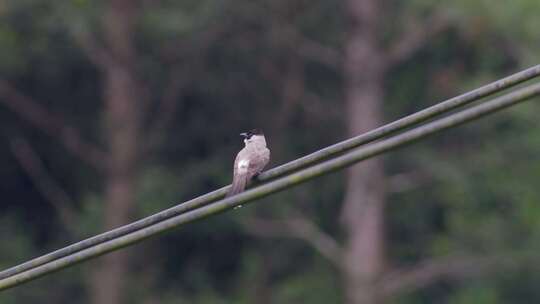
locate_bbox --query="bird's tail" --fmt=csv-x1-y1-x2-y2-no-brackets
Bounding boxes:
226,173,248,198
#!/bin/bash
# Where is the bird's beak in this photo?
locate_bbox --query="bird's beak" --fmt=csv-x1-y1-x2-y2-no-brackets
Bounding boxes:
240,132,248,137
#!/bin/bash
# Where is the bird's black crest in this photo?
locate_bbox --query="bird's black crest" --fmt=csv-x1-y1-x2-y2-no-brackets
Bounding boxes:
241,129,264,139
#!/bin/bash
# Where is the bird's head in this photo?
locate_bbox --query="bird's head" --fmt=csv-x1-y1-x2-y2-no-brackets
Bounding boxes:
241,129,265,145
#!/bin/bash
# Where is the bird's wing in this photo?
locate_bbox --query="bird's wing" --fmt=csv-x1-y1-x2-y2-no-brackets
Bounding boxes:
248,147,270,178
227,148,250,197
227,146,270,197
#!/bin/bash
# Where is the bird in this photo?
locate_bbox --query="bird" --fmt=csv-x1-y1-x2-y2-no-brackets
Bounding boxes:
226,129,270,198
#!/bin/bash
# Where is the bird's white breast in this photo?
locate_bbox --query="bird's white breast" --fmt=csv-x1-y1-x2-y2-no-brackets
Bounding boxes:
238,159,250,169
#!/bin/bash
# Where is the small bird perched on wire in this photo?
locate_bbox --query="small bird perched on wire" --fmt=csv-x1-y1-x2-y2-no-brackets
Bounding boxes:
227,129,270,197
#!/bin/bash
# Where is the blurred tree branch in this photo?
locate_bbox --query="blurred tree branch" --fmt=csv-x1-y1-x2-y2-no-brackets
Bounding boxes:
146,23,228,148
380,253,531,298
284,26,341,68
386,11,452,67
10,137,77,229
243,216,343,267
71,29,115,69
275,54,305,129
250,1,340,69
145,66,193,147
387,171,432,194
302,90,342,119
0,81,107,171
269,22,341,68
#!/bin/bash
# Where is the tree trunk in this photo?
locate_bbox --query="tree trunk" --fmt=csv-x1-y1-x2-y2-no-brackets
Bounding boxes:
90,1,141,304
341,0,386,303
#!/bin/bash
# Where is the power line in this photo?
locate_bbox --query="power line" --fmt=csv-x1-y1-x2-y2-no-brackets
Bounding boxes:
1,80,539,291
1,65,539,281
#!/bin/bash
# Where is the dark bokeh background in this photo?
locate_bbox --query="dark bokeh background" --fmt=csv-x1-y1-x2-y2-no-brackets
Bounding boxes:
1,0,540,303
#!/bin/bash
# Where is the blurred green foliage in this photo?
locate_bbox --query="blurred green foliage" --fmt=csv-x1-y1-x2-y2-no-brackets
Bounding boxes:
0,0,540,303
